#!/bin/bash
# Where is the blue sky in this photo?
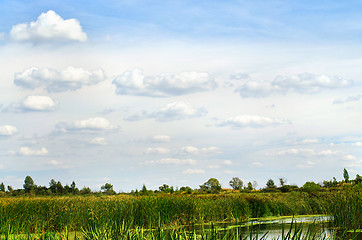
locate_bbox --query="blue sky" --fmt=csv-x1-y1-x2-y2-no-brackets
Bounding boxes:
0,0,361,191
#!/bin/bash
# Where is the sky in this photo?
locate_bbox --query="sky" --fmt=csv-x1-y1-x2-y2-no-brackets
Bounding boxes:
0,0,361,192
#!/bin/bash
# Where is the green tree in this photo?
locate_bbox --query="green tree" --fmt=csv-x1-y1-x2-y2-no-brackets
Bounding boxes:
23,176,35,193
200,178,221,193
247,182,253,191
354,174,362,185
229,177,243,190
343,168,349,183
302,181,321,193
159,184,170,192
101,183,115,195
279,178,286,187
266,179,276,189
0,182,5,192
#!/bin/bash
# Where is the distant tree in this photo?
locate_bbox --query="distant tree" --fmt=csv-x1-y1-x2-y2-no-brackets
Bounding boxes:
229,177,243,190
343,168,349,183
179,186,193,194
7,185,13,193
302,182,321,193
70,181,79,194
159,184,170,192
200,178,221,193
247,182,253,191
354,174,362,185
101,183,115,195
80,186,92,195
23,176,35,193
266,179,276,189
0,182,5,192
141,184,148,195
279,178,286,187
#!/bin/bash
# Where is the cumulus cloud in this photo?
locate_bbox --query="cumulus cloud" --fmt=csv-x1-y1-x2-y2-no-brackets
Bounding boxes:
223,160,233,165
5,95,58,112
14,67,106,92
112,69,217,97
145,147,170,154
236,73,352,98
89,137,108,146
230,73,249,81
10,10,87,43
152,135,171,142
353,142,362,146
145,158,196,165
333,94,362,104
0,125,18,136
56,117,117,132
125,101,207,122
217,115,289,129
343,155,357,160
182,169,205,174
18,146,48,156
181,146,221,155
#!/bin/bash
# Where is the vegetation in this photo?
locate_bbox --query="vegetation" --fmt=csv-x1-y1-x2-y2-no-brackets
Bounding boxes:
0,169,360,239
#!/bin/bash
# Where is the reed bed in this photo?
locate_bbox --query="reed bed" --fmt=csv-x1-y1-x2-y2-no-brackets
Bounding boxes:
0,193,331,235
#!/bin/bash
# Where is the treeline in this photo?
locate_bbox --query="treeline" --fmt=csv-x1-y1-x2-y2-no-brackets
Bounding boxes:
0,168,361,197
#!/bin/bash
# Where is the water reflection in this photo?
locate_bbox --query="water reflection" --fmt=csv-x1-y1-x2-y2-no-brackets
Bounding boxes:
191,216,335,240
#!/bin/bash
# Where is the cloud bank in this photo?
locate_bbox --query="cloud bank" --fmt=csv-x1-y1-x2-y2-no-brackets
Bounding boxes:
237,73,352,98
126,101,207,122
112,69,217,97
14,67,106,92
217,115,289,128
56,117,117,132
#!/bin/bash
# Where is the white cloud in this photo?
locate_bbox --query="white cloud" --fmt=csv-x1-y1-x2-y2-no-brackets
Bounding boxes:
297,161,315,169
181,146,221,155
217,115,289,129
278,148,315,157
18,146,48,156
14,67,106,92
0,32,5,40
182,169,205,174
22,95,57,111
126,101,207,122
343,155,357,160
237,73,352,98
353,142,362,146
302,138,319,144
278,148,341,157
112,69,217,97
0,125,18,136
56,117,117,132
317,150,341,156
10,10,87,43
333,94,362,104
230,73,249,81
223,160,233,165
252,161,262,167
89,137,108,146
181,146,199,155
152,135,171,142
145,147,170,154
145,158,196,165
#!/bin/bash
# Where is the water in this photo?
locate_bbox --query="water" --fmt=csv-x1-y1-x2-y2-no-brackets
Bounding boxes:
190,216,337,239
